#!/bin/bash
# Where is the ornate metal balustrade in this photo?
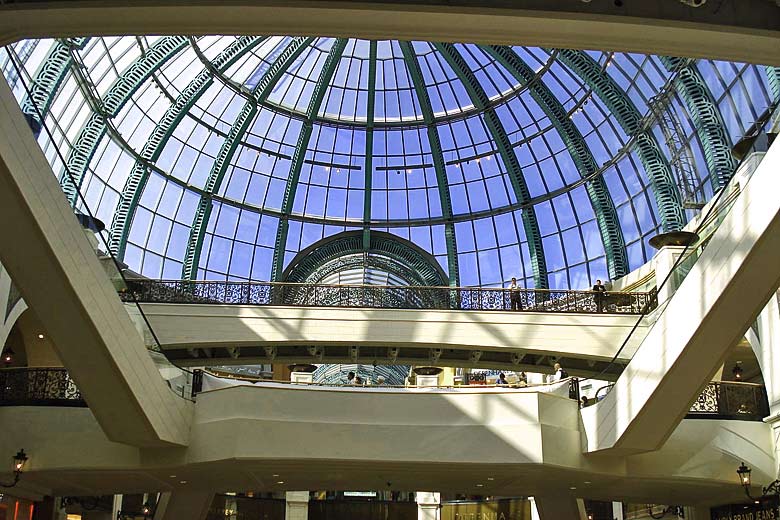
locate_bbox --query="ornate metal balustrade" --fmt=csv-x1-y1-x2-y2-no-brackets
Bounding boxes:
589,381,769,421
687,381,769,420
0,367,86,407
121,279,657,315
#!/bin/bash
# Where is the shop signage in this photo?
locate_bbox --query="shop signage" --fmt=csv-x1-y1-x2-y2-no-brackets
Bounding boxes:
441,499,530,520
711,499,780,520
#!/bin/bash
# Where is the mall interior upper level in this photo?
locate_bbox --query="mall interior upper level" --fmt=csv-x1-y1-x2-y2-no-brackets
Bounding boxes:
0,4,780,520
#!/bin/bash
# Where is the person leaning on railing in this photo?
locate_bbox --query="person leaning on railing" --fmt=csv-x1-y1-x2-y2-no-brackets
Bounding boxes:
592,279,607,313
508,277,523,311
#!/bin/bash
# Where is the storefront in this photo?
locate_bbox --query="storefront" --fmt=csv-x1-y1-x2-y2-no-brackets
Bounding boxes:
711,498,779,520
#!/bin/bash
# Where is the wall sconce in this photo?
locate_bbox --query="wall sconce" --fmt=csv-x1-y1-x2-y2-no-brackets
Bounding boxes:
0,449,28,488
737,462,780,503
2,348,14,366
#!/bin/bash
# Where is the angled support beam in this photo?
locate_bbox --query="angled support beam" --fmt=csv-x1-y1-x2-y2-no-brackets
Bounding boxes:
109,36,264,257
19,38,89,124
182,36,313,279
61,36,188,204
271,38,348,281
485,46,628,280
583,141,780,454
399,41,459,286
661,57,738,191
0,74,191,447
362,40,377,251
435,42,548,288
555,49,686,233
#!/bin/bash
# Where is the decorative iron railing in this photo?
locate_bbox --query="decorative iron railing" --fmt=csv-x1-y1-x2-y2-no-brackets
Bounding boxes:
588,381,769,421
121,279,657,315
0,367,86,407
687,381,769,420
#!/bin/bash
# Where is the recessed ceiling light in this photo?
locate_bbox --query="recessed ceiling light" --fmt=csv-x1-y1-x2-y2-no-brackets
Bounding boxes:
179,480,188,484
277,481,285,485
569,486,577,490
584,481,591,484
169,475,177,478
272,474,280,477
476,484,483,488
37,334,44,339
487,477,494,481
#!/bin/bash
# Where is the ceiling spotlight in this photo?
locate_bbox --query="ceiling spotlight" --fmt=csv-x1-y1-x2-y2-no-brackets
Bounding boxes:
272,474,280,477
277,481,285,485
179,480,188,484
37,334,44,339
569,486,577,490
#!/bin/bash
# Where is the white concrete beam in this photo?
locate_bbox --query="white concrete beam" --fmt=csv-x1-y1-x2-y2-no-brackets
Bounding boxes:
531,496,587,520
153,491,212,520
0,1,778,65
583,142,780,454
136,303,647,363
0,74,191,447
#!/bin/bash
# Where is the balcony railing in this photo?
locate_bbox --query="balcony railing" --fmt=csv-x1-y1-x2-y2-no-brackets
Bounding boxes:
121,279,657,315
589,381,769,421
687,381,769,420
0,367,86,407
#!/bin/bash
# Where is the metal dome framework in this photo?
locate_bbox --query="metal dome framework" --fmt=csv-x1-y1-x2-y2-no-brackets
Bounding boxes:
1,36,777,289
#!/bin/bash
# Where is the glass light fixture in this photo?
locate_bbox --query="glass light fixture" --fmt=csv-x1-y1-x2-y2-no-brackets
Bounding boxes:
0,449,28,488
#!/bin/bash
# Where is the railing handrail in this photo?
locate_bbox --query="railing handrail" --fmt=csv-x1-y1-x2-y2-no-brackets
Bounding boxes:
122,279,658,315
126,278,654,295
586,380,769,421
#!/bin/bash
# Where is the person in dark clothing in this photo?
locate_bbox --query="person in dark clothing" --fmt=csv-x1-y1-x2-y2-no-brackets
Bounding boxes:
508,277,523,311
592,279,607,313
496,373,509,385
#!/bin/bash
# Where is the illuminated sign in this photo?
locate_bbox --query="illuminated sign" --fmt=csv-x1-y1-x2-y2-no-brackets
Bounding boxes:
711,500,779,520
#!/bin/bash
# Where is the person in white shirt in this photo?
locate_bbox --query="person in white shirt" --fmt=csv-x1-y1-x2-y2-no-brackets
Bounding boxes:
551,362,568,382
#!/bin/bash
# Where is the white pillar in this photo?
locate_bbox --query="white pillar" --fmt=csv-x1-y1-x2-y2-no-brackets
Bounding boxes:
285,491,309,520
754,293,780,413
416,491,440,520
751,293,780,478
612,502,624,520
111,495,122,519
153,491,213,520
531,495,587,520
652,245,689,305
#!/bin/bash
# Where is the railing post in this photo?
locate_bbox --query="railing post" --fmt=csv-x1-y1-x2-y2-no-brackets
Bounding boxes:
191,369,203,399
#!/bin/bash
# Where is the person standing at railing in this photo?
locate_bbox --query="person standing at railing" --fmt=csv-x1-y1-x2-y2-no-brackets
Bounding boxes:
508,277,523,311
549,362,567,383
592,279,607,313
496,373,509,385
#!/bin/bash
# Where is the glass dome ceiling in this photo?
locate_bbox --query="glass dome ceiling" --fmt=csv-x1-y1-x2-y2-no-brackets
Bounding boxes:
1,36,777,289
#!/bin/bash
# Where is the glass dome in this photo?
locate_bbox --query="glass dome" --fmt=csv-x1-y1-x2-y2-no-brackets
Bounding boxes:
1,36,776,289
